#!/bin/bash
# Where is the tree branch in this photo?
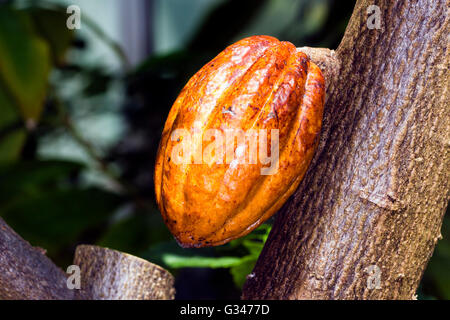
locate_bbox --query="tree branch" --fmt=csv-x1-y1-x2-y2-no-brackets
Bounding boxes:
0,217,76,299
0,217,175,300
73,245,175,300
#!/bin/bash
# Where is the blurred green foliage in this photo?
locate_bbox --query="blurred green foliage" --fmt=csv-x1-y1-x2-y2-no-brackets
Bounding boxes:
0,6,51,122
419,214,450,300
0,0,447,299
145,224,271,289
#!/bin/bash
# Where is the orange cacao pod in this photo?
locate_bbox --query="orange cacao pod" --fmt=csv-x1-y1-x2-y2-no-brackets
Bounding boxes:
154,35,325,247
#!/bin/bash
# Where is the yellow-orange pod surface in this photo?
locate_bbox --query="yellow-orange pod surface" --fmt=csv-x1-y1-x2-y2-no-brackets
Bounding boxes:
154,35,325,247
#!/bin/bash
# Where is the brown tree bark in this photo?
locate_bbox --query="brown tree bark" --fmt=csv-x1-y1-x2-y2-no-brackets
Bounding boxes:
74,245,175,300
243,0,449,300
0,217,175,300
0,217,77,299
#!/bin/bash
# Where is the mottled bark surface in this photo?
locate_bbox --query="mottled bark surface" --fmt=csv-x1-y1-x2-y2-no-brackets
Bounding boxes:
0,217,76,299
0,217,175,300
243,0,449,299
74,245,175,300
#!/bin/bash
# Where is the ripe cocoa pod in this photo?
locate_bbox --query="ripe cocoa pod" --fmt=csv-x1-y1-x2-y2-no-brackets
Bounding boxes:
154,35,325,247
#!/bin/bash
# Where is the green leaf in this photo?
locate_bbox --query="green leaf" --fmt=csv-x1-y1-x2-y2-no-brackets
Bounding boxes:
0,6,51,122
143,223,271,291
225,223,271,250
230,255,258,289
0,82,20,130
0,128,26,164
302,1,329,35
30,8,74,65
163,254,243,269
0,72,25,164
144,241,217,268
241,239,264,256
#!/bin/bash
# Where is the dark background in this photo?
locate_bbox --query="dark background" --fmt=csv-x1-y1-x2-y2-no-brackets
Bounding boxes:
0,0,448,299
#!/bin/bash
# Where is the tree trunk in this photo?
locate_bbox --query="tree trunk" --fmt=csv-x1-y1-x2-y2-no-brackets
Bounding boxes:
243,0,449,300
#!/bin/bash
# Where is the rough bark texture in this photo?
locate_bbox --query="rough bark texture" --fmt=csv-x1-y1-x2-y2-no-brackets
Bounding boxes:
243,0,449,300
0,217,175,300
73,245,175,300
0,217,76,299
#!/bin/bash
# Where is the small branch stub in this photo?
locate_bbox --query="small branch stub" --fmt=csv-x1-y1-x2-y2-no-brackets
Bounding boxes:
296,47,340,95
73,245,175,300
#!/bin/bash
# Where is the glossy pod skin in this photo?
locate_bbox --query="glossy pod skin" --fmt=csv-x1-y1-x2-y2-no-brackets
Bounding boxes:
154,35,325,247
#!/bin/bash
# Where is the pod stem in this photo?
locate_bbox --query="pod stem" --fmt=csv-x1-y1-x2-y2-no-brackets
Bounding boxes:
297,47,341,98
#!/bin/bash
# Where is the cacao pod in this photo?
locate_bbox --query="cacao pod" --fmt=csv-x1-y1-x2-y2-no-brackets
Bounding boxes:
155,35,325,247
